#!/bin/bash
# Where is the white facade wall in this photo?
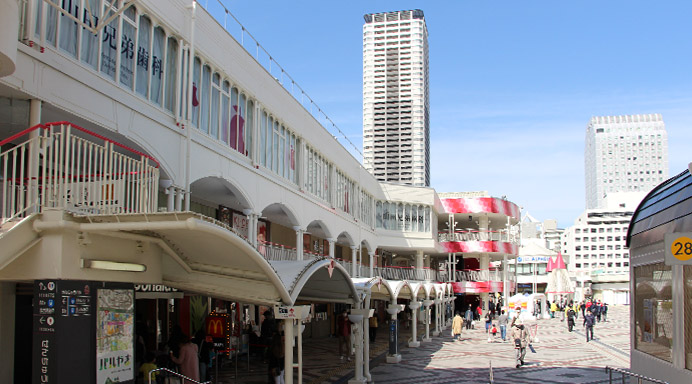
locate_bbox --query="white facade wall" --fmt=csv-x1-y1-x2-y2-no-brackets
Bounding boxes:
585,114,668,209
363,9,430,186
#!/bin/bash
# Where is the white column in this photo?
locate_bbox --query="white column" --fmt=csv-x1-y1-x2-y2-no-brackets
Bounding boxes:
479,214,489,241
328,238,336,258
433,299,441,336
297,321,303,384
294,227,304,261
415,250,424,270
284,318,294,384
28,99,41,213
165,186,175,212
480,254,490,314
368,251,375,278
351,246,358,277
408,301,421,347
440,297,447,329
422,300,433,342
348,307,368,384
385,304,402,363
175,188,184,211
503,254,509,312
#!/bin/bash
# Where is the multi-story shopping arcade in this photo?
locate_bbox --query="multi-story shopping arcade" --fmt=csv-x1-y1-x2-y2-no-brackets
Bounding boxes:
0,1,519,383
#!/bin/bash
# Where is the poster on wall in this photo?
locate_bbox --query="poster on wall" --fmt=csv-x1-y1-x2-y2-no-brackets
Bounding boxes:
96,289,135,384
258,220,268,243
642,299,653,342
232,212,249,239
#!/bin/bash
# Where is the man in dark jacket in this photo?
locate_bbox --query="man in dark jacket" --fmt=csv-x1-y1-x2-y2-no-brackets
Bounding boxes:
584,310,595,342
464,305,474,329
566,307,576,332
602,303,609,322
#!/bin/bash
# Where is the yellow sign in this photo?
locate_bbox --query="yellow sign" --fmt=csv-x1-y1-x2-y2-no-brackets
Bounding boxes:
670,236,692,261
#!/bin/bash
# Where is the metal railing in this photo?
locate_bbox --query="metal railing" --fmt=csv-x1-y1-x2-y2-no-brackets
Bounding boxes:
605,366,668,384
1,122,159,225
438,229,518,244
455,269,514,283
148,367,211,384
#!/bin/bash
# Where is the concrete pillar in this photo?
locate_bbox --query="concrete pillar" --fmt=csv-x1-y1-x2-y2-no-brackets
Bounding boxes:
166,186,175,212
351,246,358,277
348,307,368,384
479,214,489,241
385,304,401,363
408,301,421,347
480,253,490,312
424,254,430,269
422,300,433,342
284,318,294,384
440,297,447,329
328,238,336,258
294,227,304,261
368,252,375,278
0,283,15,384
175,188,184,211
415,250,424,270
433,299,441,336
503,254,509,312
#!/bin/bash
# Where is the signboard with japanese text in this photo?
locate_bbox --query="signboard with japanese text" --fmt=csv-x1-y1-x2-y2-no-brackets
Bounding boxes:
96,289,135,384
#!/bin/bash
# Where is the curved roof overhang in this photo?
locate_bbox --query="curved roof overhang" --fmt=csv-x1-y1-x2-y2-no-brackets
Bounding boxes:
272,258,359,305
389,279,415,300
39,212,295,305
352,277,396,302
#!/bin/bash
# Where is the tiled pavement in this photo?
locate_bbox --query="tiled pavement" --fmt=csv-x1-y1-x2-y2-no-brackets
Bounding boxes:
215,306,630,383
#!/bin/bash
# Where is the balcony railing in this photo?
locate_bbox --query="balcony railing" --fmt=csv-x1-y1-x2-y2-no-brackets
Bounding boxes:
454,269,514,283
1,122,159,224
438,229,518,244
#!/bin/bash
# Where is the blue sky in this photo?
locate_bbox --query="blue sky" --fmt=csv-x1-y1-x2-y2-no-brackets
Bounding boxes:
204,1,692,228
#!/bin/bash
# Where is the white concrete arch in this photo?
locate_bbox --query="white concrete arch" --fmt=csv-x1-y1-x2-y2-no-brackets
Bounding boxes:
272,259,359,305
411,282,428,301
352,277,396,302
306,219,333,240
259,202,301,229
359,239,375,255
390,280,415,301
425,283,437,299
189,175,254,212
337,231,356,247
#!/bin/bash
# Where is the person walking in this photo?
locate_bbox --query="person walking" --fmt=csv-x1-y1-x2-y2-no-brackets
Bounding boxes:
550,301,558,318
511,318,531,368
464,305,474,330
580,301,586,319
602,303,608,322
584,310,595,342
169,334,200,383
497,310,509,342
476,305,483,321
484,311,492,340
452,312,463,341
337,310,352,361
369,311,378,343
594,301,602,323
566,306,576,332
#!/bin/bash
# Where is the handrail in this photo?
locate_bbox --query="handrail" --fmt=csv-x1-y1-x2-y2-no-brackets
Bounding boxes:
604,366,668,384
148,367,211,384
0,122,160,168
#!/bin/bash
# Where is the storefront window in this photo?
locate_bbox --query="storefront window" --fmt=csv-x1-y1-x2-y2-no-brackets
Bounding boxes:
634,263,673,363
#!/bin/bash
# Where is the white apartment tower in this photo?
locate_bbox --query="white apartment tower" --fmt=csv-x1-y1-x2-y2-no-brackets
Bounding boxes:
363,9,430,186
585,114,668,209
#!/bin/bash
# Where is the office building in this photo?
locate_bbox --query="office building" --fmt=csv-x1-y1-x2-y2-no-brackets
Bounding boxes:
362,9,430,186
585,114,668,209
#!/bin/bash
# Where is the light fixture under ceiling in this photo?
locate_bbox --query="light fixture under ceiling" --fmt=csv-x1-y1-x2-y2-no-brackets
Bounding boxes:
81,259,147,272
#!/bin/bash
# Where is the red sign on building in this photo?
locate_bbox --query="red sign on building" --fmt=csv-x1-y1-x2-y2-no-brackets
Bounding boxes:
206,315,227,338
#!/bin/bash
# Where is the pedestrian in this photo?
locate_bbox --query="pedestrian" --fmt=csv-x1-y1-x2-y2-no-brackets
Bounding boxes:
550,301,557,318
497,310,509,341
464,305,473,330
169,333,200,382
369,310,378,342
511,318,531,368
452,312,463,341
268,332,285,384
573,302,579,320
567,307,576,332
594,301,602,322
580,301,586,319
602,303,608,322
584,309,595,342
485,311,492,340
490,324,498,341
559,302,565,322
476,305,483,321
261,310,277,361
496,301,502,316
337,310,352,361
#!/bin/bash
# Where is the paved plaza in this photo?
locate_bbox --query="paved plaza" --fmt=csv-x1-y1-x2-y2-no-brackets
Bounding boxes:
363,305,630,384
215,305,630,384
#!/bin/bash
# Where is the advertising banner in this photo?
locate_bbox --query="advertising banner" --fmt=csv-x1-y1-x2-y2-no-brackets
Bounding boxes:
96,289,135,384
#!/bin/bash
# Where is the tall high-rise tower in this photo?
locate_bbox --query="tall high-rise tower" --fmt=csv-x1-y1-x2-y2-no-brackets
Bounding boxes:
585,114,668,209
362,9,430,186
